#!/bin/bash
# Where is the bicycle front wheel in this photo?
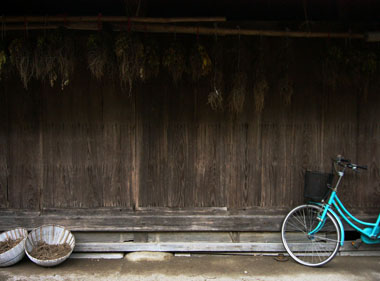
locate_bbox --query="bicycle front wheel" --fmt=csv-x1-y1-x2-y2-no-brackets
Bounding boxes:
281,204,341,267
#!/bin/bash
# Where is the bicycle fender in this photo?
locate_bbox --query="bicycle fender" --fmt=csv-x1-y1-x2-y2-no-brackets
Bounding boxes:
312,203,345,246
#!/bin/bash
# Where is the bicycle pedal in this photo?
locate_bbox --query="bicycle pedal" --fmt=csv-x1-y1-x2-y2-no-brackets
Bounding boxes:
351,239,362,249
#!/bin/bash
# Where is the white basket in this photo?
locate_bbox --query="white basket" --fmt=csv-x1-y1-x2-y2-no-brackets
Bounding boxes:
0,228,28,267
25,225,75,267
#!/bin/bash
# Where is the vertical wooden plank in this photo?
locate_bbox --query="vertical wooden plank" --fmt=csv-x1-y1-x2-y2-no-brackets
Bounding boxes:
6,78,42,210
321,82,358,207
137,79,168,207
256,38,293,208
356,80,380,210
41,84,73,208
102,80,135,209
246,114,263,207
193,86,226,207
165,84,196,207
223,120,249,209
0,82,8,208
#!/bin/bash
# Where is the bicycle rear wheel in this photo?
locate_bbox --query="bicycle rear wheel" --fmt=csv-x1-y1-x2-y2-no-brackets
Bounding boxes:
281,204,341,267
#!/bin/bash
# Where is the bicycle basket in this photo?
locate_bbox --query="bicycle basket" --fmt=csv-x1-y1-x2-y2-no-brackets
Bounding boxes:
304,170,334,201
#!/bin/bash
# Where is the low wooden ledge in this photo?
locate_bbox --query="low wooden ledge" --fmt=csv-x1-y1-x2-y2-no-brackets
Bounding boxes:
0,208,377,232
0,208,287,232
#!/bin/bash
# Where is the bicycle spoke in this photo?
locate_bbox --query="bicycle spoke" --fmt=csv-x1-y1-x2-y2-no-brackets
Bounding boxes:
285,220,308,234
292,212,308,229
312,235,339,243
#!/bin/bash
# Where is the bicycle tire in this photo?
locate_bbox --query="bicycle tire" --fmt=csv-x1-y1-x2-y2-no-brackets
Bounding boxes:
281,204,341,267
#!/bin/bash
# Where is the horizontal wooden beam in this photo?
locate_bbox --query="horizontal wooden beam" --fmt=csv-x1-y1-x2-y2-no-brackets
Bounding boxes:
1,16,227,24
128,23,365,39
0,213,284,232
1,22,365,39
0,209,377,232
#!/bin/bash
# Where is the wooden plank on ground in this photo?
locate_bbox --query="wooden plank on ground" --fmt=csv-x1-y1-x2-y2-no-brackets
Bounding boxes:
74,241,380,254
74,242,285,252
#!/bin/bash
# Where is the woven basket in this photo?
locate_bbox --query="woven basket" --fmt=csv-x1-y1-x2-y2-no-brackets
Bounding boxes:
25,225,75,267
304,170,334,201
0,228,28,267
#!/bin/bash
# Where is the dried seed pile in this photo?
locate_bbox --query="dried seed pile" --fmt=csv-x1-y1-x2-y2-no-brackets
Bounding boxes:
0,238,23,254
29,241,72,260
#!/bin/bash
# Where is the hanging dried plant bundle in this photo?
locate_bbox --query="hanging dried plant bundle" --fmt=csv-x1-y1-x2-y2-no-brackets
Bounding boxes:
323,45,343,93
208,88,223,111
254,76,268,113
189,43,212,82
36,30,75,90
279,75,294,106
323,44,378,99
140,39,160,81
56,34,75,90
162,41,186,84
0,43,7,81
276,38,294,106
34,36,58,87
347,48,377,99
228,72,247,113
87,32,116,80
115,33,144,94
134,39,145,80
9,38,34,89
208,70,224,111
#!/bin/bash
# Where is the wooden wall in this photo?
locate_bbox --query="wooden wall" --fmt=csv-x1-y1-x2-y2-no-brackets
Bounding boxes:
0,38,379,218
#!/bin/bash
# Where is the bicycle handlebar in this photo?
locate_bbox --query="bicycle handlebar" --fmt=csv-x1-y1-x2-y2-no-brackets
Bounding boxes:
333,155,367,171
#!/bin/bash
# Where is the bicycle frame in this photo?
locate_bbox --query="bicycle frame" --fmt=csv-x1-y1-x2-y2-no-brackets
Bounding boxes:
309,170,380,246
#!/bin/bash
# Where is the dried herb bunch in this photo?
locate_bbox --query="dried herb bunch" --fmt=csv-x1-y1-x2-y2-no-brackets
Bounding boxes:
55,33,75,90
277,38,294,106
140,39,160,81
347,48,377,99
227,36,250,113
208,70,224,111
0,42,8,81
34,36,57,87
253,74,268,113
38,30,75,90
9,38,34,89
323,45,345,93
115,33,144,94
253,39,268,113
189,42,212,82
162,41,186,84
207,42,224,111
323,44,378,98
279,75,293,106
229,72,247,113
87,31,116,80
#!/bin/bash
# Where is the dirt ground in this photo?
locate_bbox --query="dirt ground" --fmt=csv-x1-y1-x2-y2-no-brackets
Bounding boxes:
1,255,380,281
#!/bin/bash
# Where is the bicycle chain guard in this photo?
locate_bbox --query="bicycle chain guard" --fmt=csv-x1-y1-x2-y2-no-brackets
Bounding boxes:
361,227,380,244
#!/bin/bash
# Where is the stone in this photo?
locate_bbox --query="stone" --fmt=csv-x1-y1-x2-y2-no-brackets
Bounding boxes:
125,251,173,262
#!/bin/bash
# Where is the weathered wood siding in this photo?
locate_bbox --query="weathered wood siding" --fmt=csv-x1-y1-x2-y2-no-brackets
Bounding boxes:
0,38,379,216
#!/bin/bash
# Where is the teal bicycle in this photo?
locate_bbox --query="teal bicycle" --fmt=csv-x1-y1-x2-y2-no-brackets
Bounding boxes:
281,155,380,267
